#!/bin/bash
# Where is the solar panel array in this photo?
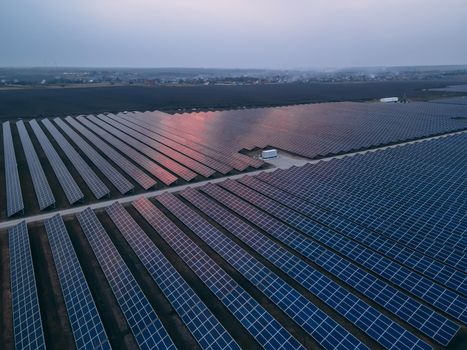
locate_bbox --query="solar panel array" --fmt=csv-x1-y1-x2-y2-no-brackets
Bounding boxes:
3,121,24,217
29,119,84,204
90,115,198,181
76,207,176,349
80,115,177,186
44,214,111,350
54,117,134,195
8,221,46,350
131,198,302,350
16,120,56,210
3,132,465,349
138,101,467,159
181,186,459,346
67,116,156,190
156,192,373,350
107,201,241,350
41,118,110,199
97,114,216,178
107,113,233,174
3,99,467,218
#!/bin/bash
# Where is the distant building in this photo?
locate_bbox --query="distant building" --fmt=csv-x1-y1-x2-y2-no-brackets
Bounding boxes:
380,97,399,103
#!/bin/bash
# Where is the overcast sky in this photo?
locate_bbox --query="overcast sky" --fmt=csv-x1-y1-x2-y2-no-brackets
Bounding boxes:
1,0,466,69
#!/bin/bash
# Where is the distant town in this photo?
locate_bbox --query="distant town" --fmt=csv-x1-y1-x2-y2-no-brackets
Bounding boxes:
1,65,467,89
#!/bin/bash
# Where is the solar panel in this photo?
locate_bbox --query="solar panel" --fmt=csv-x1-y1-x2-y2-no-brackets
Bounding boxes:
66,117,156,190
16,120,55,210
3,121,24,217
112,113,233,174
77,116,177,186
97,114,215,178
135,101,467,162
240,174,467,296
189,185,459,346
105,114,232,175
76,207,175,350
41,119,109,199
217,179,467,326
131,199,302,350
132,111,261,169
29,120,84,205
54,118,133,195
126,112,251,171
87,115,197,181
107,201,242,350
257,144,467,268
8,221,46,350
156,192,373,350
44,214,111,350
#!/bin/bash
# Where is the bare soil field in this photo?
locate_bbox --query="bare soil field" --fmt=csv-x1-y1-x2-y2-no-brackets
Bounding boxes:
1,80,466,120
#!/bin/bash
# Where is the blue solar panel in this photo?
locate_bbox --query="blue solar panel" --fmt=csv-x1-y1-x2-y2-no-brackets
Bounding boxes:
41,118,110,199
106,201,241,350
195,183,460,346
54,118,134,195
182,186,450,348
239,174,467,296
129,111,259,169
68,116,156,190
9,221,46,350
131,198,302,350
16,120,55,210
110,113,233,174
128,102,467,161
3,121,24,217
97,114,216,178
80,115,177,186
255,136,467,270
88,115,197,181
29,119,84,204
216,178,467,326
156,192,372,350
76,208,175,350
44,214,111,350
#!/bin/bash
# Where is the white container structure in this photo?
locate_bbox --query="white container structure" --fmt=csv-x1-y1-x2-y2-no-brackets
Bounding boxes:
380,97,399,103
261,149,278,159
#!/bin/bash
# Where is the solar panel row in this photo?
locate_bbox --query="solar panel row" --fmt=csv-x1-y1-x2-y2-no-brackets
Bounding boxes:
106,113,233,174
216,179,467,325
121,112,251,171
29,119,84,205
107,201,241,350
3,121,24,217
131,111,263,168
191,184,458,345
76,208,176,350
8,221,46,350
89,115,197,181
54,118,134,195
67,116,156,190
80,116,177,186
131,198,303,350
16,120,55,210
239,174,466,296
139,102,467,160
122,111,252,171
258,152,466,267
97,114,216,178
44,214,111,350
41,118,110,199
156,192,374,350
